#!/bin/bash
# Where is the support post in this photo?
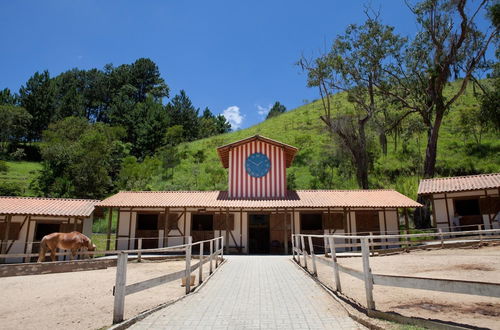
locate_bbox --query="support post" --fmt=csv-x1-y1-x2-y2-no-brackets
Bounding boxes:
300,235,308,270
328,236,341,293
291,233,296,261
324,236,328,257
404,208,410,250
307,235,317,276
438,228,444,248
209,239,213,274
113,251,128,324
137,238,142,262
369,232,373,256
283,209,288,255
221,236,224,261
106,208,112,251
361,238,375,310
199,241,204,284
1,215,12,262
185,236,192,294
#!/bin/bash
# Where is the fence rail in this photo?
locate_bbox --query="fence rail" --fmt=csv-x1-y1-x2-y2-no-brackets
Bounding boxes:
292,229,500,312
112,236,224,324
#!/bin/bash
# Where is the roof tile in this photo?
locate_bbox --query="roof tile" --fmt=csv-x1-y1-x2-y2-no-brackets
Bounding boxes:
418,173,500,195
0,197,98,217
97,190,421,209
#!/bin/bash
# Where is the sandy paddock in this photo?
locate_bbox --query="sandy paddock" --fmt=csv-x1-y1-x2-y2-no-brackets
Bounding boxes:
0,258,216,330
314,244,500,329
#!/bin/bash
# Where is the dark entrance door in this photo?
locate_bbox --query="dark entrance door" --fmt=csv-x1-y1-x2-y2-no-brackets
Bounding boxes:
136,213,159,249
33,222,61,261
249,214,270,254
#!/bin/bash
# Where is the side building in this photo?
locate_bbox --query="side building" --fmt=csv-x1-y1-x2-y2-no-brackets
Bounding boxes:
98,135,421,254
0,197,97,263
418,173,500,231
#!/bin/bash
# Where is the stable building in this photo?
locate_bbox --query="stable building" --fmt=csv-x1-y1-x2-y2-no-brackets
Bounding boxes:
418,173,500,231
98,135,421,254
0,197,97,263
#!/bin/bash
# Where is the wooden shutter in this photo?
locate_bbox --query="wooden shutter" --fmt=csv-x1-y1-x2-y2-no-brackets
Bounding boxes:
60,223,73,233
167,213,179,230
213,213,234,230
0,222,21,240
322,213,344,229
480,197,500,215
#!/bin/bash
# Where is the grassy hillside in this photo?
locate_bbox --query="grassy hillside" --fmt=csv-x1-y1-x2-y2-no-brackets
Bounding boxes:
0,161,42,196
148,81,499,199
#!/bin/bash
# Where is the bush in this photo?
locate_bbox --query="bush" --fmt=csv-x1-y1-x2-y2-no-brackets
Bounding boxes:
0,160,8,173
0,181,23,196
9,148,26,161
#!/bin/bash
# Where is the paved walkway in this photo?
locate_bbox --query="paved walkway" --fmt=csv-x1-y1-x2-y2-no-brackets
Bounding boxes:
130,256,362,329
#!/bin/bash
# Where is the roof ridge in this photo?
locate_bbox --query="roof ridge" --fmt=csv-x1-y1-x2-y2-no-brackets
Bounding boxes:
0,196,100,202
421,173,500,181
118,190,220,193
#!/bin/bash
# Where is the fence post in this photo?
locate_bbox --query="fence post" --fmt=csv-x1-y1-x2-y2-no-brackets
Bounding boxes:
328,237,342,293
295,235,301,265
199,241,204,284
25,242,32,263
209,239,213,274
308,236,317,276
369,232,373,256
300,235,308,270
137,238,142,263
478,225,483,245
221,236,224,261
324,236,328,257
438,228,444,248
215,238,219,268
113,252,128,324
361,238,375,310
185,236,192,294
291,234,296,261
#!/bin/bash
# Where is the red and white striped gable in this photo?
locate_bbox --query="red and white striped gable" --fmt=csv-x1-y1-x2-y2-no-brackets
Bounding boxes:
228,139,286,198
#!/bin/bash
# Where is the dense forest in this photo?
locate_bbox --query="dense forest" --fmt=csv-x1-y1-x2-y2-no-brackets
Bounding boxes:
0,0,498,229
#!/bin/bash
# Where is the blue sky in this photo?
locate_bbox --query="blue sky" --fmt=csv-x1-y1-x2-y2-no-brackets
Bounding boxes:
0,1,494,129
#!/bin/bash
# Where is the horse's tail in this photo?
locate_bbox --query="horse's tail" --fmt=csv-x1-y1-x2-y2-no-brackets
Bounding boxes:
37,237,47,263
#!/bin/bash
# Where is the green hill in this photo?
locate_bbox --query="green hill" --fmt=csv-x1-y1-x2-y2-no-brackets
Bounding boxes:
132,81,499,199
1,81,499,199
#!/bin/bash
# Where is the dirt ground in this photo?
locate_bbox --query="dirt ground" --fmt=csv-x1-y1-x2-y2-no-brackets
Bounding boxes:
314,244,500,329
0,257,216,330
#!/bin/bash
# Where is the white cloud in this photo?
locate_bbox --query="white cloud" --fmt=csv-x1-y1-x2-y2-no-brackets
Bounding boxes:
256,104,272,118
222,106,244,130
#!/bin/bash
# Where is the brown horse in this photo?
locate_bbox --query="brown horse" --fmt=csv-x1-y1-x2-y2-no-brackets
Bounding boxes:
37,231,96,262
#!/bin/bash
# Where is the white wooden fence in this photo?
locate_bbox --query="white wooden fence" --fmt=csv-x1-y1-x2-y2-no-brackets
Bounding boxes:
292,229,500,311
112,236,224,324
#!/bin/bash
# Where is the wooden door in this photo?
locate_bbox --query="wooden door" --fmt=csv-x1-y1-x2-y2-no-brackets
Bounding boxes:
355,211,380,234
135,213,159,249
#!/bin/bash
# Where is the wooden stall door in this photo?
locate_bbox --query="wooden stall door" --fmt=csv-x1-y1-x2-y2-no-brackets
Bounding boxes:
300,213,324,254
32,222,61,261
355,211,380,234
135,213,159,249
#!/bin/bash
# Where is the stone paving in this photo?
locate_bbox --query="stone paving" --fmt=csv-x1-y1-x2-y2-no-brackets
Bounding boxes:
130,256,363,329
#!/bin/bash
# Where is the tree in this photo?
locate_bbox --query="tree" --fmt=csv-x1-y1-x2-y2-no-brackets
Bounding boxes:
0,88,17,105
166,90,200,141
373,0,497,227
36,117,127,198
19,71,56,141
300,16,405,188
266,102,286,119
0,105,32,153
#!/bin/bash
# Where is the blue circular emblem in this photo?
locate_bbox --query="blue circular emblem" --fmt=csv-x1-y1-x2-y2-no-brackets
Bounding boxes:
245,152,271,178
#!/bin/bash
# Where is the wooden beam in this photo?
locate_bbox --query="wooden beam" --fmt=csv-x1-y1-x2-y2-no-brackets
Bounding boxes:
284,208,288,255
106,208,113,251
1,215,12,259
115,208,121,250
183,207,187,245
164,207,169,248
6,215,29,254
444,193,451,229
128,209,133,250
239,208,243,253
431,195,437,228
485,190,493,228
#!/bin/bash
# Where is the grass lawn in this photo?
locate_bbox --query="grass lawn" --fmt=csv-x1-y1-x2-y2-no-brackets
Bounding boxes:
0,161,42,196
91,233,116,252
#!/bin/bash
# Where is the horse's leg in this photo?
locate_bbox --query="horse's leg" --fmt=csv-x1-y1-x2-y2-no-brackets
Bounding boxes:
37,244,46,263
50,248,56,262
70,249,76,261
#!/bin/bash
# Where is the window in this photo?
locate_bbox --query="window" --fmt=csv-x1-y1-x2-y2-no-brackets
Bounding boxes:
454,199,480,216
136,214,158,230
300,213,323,230
192,214,214,231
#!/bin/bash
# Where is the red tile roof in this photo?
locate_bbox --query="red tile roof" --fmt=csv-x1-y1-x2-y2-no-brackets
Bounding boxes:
418,173,500,195
217,135,298,168
97,190,421,209
0,197,98,217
